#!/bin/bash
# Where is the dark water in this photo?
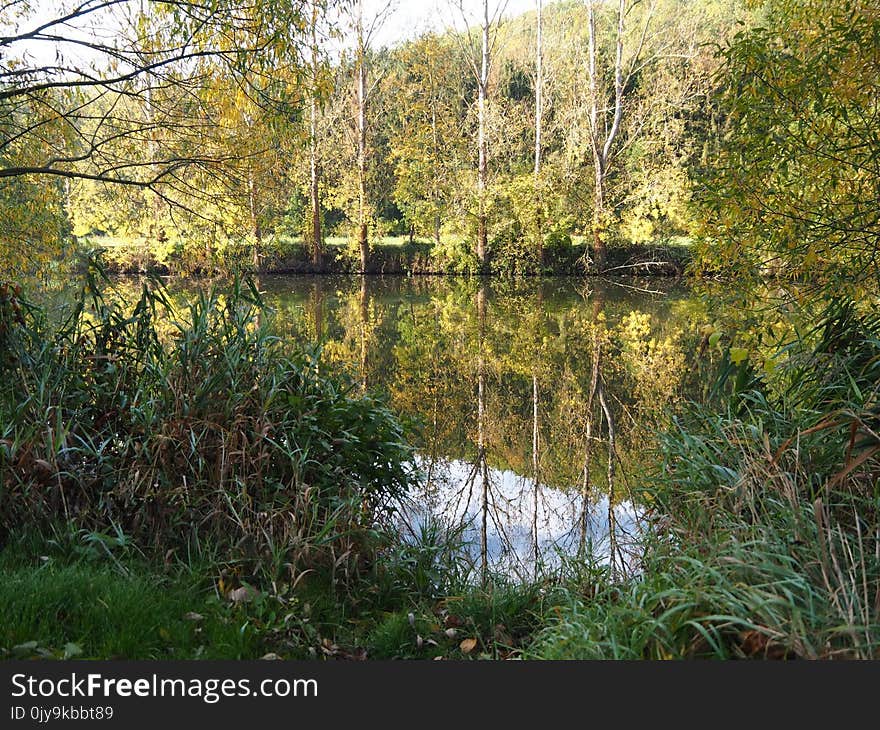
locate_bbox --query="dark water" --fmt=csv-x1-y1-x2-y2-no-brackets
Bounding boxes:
250,275,706,579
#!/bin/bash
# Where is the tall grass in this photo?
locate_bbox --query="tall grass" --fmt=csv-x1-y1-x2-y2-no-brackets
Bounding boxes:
532,301,880,659
0,264,415,591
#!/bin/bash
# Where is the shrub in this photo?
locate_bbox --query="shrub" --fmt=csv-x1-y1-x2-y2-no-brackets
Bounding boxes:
0,263,416,590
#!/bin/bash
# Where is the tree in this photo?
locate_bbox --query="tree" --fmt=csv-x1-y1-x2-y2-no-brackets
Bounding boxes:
533,0,544,262
305,0,333,266
387,33,469,245
584,0,655,271
0,0,310,268
703,0,880,289
453,0,508,270
347,0,395,272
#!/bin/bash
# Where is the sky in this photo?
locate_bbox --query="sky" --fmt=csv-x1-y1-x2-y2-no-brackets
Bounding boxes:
368,0,540,47
4,0,545,67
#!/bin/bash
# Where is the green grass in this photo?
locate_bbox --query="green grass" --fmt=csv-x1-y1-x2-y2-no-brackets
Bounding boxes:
0,539,567,660
0,552,257,659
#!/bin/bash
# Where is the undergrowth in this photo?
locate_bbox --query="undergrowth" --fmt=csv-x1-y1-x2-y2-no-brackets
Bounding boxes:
0,263,414,593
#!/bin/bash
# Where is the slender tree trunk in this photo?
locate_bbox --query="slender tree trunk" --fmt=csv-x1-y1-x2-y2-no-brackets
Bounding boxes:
476,0,490,269
586,0,606,272
138,1,167,252
309,1,322,267
587,0,632,273
591,151,606,270
356,0,369,273
533,0,544,265
432,98,442,247
533,0,543,178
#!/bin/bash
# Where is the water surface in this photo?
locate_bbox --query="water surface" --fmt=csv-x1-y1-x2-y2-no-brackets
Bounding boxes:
253,275,705,579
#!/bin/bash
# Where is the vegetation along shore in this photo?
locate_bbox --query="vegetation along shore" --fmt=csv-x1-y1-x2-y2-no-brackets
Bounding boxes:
1,0,878,659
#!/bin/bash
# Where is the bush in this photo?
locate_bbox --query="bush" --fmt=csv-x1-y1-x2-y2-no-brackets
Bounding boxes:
428,236,481,275
0,263,416,590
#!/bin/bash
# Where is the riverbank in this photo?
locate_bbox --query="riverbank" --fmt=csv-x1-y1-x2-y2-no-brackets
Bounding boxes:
6,318,879,660
83,235,693,278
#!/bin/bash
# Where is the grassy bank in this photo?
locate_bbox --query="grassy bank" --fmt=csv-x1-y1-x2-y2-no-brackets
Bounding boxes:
0,527,563,660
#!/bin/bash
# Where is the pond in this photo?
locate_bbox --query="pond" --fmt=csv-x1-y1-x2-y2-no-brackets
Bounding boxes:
250,275,707,580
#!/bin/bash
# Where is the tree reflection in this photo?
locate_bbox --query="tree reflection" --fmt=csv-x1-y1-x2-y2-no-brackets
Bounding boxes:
251,275,702,580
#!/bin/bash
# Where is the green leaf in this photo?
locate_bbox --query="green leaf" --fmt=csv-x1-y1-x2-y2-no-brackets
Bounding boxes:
729,347,749,365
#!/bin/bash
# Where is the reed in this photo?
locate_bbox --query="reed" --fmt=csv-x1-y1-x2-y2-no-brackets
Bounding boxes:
0,263,416,592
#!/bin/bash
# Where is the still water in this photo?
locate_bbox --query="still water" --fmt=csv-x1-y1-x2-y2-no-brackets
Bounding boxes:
251,275,705,580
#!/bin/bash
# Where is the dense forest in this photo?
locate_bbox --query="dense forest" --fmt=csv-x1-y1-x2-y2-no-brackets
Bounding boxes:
1,0,879,661
4,0,742,275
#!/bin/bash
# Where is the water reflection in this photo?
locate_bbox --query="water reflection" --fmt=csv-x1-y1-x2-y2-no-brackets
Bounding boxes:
256,275,704,580
401,456,642,582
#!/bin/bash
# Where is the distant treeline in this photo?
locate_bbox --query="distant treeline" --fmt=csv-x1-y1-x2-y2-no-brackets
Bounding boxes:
3,0,876,283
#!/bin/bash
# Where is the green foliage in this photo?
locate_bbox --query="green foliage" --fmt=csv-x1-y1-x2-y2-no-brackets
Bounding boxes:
0,176,71,278
428,236,482,275
701,0,880,286
0,262,416,589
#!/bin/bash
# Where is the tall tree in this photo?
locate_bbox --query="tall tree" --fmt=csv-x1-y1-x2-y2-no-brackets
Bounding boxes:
585,0,654,271
349,0,395,272
454,0,508,269
307,0,329,266
387,33,469,246
533,0,544,262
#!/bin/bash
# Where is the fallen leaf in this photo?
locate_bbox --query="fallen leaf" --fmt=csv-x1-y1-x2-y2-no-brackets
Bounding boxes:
459,637,478,654
261,653,281,660
228,586,254,603
183,612,204,622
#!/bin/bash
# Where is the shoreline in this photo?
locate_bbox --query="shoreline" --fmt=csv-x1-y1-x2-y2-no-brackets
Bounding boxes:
86,240,693,279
